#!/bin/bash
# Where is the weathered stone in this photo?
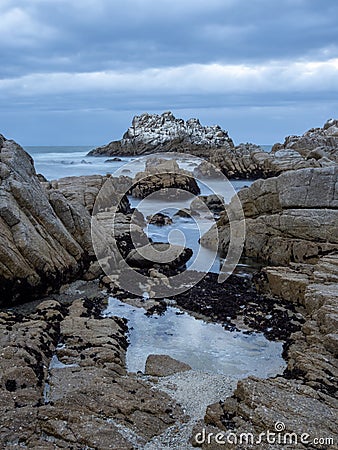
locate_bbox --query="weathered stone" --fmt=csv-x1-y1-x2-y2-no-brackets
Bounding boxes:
88,111,234,157
0,136,96,305
202,167,338,265
0,296,184,448
145,354,192,377
147,212,173,226
131,158,200,198
126,242,193,269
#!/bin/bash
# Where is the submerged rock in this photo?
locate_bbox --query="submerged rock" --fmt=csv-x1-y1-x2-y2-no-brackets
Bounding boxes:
147,212,173,226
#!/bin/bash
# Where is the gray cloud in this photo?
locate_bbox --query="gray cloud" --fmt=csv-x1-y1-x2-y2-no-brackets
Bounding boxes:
2,0,338,75
1,0,338,144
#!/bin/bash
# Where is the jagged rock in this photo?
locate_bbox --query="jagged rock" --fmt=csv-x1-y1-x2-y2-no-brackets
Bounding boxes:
190,194,225,215
145,354,192,377
89,115,337,180
88,111,234,156
210,120,337,179
0,135,143,305
174,208,193,218
131,158,200,199
147,212,173,226
272,118,338,162
0,135,93,305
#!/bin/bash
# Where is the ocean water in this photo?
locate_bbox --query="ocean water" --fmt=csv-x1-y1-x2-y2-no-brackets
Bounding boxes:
24,145,259,274
26,145,285,378
25,145,272,181
26,145,130,180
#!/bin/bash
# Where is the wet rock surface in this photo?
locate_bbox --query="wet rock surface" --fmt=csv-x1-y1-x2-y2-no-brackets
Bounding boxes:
145,354,192,377
0,288,184,449
172,272,303,341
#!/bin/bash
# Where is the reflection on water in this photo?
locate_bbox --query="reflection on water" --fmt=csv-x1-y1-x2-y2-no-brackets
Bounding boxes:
104,297,286,379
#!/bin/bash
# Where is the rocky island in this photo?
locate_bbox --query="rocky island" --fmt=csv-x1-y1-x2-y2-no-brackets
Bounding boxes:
88,111,234,157
1,118,337,448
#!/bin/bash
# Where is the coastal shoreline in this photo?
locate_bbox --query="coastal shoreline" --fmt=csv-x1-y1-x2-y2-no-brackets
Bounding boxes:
0,117,337,448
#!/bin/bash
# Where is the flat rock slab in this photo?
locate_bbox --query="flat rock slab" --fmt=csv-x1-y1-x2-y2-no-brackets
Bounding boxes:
145,354,192,377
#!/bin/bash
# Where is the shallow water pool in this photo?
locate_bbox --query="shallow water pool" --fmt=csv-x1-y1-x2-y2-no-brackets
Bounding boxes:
103,297,285,379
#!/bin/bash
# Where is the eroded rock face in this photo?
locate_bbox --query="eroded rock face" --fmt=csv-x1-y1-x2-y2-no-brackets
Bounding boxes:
209,120,338,179
256,254,338,395
131,158,200,198
0,136,147,305
201,167,338,265
88,111,234,156
0,136,93,305
89,117,337,180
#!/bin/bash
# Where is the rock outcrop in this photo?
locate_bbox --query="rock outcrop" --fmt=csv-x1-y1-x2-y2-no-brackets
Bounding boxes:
0,135,94,306
88,111,234,157
272,117,338,162
131,158,200,199
209,119,338,179
194,253,338,449
196,166,338,449
0,291,183,448
89,115,337,180
201,166,338,265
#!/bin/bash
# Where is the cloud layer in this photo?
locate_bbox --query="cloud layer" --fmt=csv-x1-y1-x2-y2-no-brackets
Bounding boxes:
1,0,338,144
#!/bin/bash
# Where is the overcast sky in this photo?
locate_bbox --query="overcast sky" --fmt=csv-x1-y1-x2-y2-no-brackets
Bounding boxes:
1,0,338,145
